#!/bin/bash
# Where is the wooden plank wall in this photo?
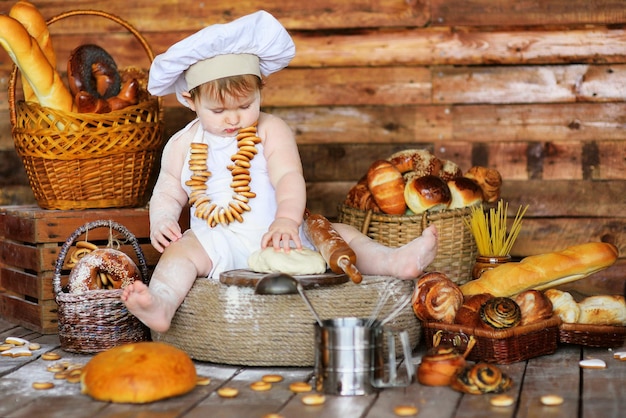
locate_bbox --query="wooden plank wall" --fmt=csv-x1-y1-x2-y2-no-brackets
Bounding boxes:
1,0,624,292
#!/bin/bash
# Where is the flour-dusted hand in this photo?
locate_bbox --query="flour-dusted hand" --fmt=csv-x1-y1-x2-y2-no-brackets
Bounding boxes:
150,217,182,253
262,217,302,252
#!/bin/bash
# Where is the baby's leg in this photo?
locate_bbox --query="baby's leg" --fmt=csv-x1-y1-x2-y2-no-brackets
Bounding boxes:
121,230,212,332
333,223,438,280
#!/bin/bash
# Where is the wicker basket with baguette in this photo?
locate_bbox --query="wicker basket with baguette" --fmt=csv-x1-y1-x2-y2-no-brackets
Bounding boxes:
3,6,164,210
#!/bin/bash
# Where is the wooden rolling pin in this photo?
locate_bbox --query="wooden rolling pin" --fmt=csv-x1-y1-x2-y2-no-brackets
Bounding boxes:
303,212,363,284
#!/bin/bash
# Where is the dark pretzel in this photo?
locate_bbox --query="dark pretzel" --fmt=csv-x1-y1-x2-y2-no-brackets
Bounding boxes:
67,44,121,99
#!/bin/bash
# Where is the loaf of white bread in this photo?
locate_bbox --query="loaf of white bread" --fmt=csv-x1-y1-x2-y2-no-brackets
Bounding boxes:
0,14,73,110
9,0,57,103
460,242,619,297
545,289,626,326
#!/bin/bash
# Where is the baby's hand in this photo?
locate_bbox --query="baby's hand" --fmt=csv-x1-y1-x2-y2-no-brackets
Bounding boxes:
150,218,183,253
262,217,302,252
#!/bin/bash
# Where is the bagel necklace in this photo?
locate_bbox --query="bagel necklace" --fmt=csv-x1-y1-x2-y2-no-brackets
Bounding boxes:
186,123,260,227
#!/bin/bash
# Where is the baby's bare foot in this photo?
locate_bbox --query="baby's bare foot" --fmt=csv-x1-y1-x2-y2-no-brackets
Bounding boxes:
393,225,438,279
122,281,172,333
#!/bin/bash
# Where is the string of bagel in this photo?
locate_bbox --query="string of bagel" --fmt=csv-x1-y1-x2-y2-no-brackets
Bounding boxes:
187,124,260,227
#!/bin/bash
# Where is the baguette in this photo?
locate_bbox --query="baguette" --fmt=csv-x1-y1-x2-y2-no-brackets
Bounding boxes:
9,0,57,103
0,15,72,111
460,242,619,297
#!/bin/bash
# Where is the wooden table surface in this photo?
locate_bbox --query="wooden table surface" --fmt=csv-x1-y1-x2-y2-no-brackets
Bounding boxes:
0,316,624,418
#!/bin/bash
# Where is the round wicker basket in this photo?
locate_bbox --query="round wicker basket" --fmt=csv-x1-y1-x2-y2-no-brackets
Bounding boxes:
54,220,151,353
152,275,420,367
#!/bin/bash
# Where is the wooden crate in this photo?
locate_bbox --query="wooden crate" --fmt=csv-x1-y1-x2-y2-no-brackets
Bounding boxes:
0,205,161,333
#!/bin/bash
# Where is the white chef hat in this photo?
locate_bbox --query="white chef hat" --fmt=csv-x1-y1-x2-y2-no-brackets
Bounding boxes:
148,10,295,107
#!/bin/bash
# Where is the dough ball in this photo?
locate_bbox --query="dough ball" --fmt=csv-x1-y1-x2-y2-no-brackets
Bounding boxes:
248,247,327,275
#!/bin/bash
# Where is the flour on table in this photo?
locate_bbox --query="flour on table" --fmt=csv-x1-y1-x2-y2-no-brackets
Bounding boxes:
248,247,327,275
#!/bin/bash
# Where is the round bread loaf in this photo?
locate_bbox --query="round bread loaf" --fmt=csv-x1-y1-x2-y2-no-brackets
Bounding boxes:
404,175,451,214
544,289,580,323
454,293,493,327
366,160,406,214
464,166,502,203
513,289,554,325
344,175,380,211
81,342,197,403
412,272,463,323
388,149,442,177
438,159,463,181
577,294,626,326
447,177,483,209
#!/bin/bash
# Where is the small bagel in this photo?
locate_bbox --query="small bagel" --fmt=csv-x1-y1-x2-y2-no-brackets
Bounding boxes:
393,405,419,416
289,382,312,393
540,394,564,406
250,381,272,391
41,352,62,361
301,394,326,406
217,387,239,398
196,376,211,386
262,374,284,383
32,382,55,390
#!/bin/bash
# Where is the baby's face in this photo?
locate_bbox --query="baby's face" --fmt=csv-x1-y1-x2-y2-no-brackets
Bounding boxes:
191,90,261,137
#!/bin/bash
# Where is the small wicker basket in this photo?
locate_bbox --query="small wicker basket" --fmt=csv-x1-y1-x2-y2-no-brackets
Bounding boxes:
558,323,626,348
9,10,164,210
421,315,561,364
153,275,420,367
53,220,150,353
338,204,478,285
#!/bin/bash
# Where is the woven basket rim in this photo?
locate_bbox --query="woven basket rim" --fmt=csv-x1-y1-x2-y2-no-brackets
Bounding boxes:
559,322,626,333
422,315,561,340
338,203,473,223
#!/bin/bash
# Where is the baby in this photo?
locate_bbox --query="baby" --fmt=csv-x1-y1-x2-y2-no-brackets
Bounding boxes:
122,11,438,332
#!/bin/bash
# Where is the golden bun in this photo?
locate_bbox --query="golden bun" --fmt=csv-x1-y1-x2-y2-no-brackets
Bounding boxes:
577,294,626,326
438,159,463,181
412,272,463,323
404,175,451,214
447,177,483,209
464,166,502,203
344,175,380,211
81,342,197,403
454,293,493,327
544,289,580,323
388,149,442,177
366,160,406,214
513,289,554,325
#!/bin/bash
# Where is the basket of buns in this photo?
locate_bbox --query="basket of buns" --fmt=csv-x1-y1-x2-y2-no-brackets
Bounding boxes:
414,272,560,364
53,220,150,353
338,149,502,284
4,5,164,210
413,241,620,363
545,289,626,348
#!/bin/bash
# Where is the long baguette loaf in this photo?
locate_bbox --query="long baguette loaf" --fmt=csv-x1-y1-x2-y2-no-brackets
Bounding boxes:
9,0,57,103
460,242,619,297
0,15,72,111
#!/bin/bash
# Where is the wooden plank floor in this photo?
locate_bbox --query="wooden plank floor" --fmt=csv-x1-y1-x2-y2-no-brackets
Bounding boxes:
0,316,624,418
